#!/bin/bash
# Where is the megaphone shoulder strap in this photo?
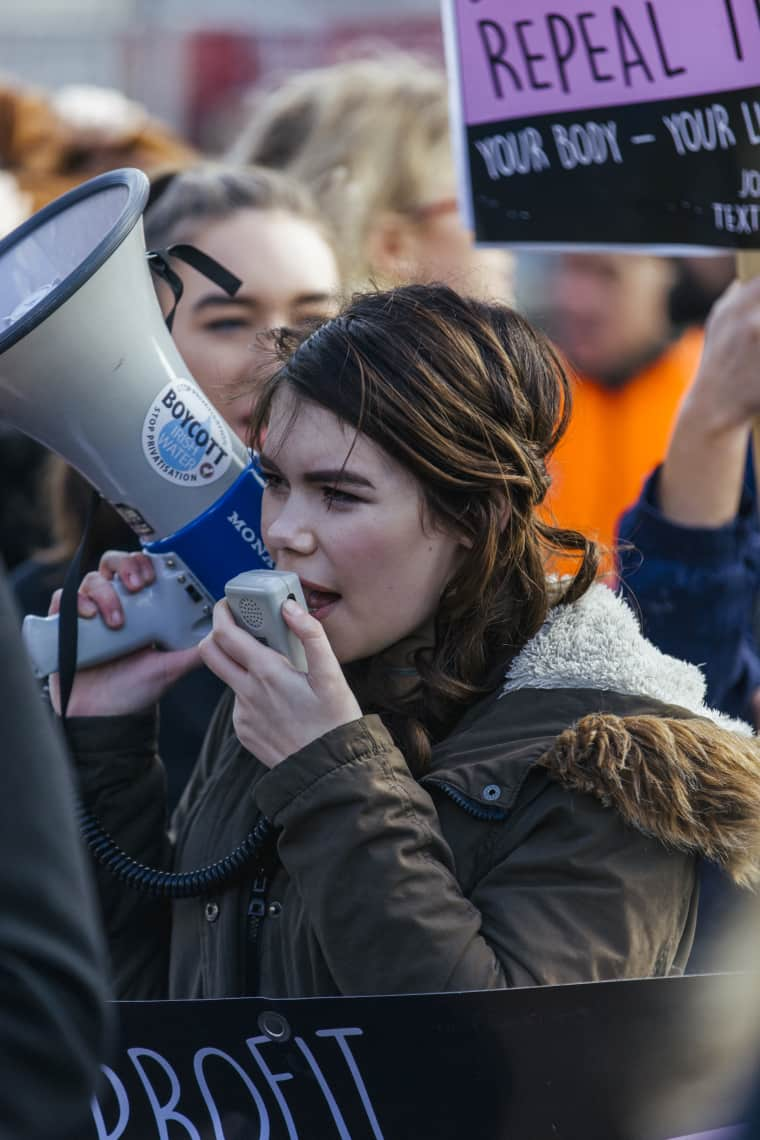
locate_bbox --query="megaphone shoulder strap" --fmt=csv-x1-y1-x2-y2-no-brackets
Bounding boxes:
167,244,242,297
146,244,242,333
58,485,100,720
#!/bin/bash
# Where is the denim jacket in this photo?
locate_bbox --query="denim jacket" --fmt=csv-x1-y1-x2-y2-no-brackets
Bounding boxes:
618,466,760,723
617,464,760,969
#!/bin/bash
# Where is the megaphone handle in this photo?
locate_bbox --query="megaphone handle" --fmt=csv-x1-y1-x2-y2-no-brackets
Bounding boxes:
21,554,214,679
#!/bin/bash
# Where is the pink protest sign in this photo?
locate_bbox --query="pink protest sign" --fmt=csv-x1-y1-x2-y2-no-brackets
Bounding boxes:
453,0,759,125
443,0,760,249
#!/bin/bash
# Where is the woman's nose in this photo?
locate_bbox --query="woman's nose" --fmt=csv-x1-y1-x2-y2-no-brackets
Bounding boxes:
264,498,317,555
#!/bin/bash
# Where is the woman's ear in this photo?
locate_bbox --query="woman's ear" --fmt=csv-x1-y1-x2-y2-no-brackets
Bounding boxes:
453,497,510,553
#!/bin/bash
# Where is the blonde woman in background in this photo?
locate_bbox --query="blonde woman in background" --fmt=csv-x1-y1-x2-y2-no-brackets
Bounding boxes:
227,52,512,301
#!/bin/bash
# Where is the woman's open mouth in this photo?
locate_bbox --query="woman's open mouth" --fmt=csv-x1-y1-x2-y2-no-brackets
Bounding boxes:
302,584,341,621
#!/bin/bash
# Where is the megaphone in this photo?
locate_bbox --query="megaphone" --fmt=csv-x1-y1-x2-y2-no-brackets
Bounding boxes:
0,167,272,676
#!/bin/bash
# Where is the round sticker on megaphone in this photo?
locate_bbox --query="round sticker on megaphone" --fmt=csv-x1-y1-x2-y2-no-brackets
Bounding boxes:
142,380,233,486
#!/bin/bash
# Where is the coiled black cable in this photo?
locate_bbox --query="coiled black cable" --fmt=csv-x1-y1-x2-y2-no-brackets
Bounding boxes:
78,802,275,899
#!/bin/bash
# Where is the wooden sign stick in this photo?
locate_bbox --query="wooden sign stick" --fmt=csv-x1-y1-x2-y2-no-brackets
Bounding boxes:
736,250,760,281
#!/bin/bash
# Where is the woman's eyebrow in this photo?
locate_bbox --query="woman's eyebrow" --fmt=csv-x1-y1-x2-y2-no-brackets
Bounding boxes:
193,291,333,314
259,454,374,488
192,294,256,313
304,468,375,488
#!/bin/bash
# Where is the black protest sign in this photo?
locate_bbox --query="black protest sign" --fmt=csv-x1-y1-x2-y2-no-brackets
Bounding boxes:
443,0,760,249
88,974,751,1139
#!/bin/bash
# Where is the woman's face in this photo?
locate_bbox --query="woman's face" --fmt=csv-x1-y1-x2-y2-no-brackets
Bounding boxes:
160,209,340,441
546,252,675,383
260,391,465,664
367,169,513,302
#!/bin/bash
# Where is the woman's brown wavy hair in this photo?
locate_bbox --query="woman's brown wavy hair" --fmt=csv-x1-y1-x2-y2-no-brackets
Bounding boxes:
250,283,601,774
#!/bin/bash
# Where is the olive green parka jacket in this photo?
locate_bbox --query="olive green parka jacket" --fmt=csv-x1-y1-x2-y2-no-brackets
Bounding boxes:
67,584,760,1000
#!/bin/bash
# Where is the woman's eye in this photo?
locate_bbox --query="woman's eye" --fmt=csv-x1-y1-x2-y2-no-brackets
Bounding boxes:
323,486,361,506
203,317,251,332
261,471,285,491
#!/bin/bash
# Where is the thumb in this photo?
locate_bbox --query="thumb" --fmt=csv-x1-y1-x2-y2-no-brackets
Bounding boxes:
281,598,338,682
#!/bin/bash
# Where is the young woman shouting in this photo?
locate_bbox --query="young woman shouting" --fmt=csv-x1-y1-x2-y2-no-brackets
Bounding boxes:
52,284,760,999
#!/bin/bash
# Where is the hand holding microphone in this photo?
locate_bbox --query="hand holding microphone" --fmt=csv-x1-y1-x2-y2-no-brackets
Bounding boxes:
199,575,362,769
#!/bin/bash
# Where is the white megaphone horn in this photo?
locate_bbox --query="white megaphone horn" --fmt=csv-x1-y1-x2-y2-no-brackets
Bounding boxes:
0,167,272,677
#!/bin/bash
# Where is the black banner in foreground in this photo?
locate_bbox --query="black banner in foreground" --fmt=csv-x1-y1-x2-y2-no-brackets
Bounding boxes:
90,974,754,1139
467,86,760,249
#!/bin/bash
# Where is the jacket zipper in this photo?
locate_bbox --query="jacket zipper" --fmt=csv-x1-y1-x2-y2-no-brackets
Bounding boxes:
426,779,507,821
245,868,270,994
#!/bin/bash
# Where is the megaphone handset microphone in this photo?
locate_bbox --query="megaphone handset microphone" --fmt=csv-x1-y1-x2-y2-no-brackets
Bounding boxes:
0,168,276,676
225,570,309,672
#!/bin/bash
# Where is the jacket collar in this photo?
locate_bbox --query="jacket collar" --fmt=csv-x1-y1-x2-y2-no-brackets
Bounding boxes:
427,584,760,884
501,583,752,737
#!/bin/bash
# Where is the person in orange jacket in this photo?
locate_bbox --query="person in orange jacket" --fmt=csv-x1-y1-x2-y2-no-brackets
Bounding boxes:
538,251,704,560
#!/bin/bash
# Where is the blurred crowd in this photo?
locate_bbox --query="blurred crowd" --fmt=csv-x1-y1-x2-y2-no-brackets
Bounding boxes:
0,51,759,1138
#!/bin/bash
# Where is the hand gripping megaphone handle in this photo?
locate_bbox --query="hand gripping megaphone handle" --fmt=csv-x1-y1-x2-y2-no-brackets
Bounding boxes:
21,553,214,679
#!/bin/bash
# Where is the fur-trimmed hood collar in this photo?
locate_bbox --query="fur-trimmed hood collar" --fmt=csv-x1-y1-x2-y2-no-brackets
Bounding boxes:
503,583,750,735
502,584,760,886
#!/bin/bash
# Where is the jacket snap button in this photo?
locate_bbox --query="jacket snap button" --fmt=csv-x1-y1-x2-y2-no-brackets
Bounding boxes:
267,901,282,917
482,784,502,801
205,901,220,923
